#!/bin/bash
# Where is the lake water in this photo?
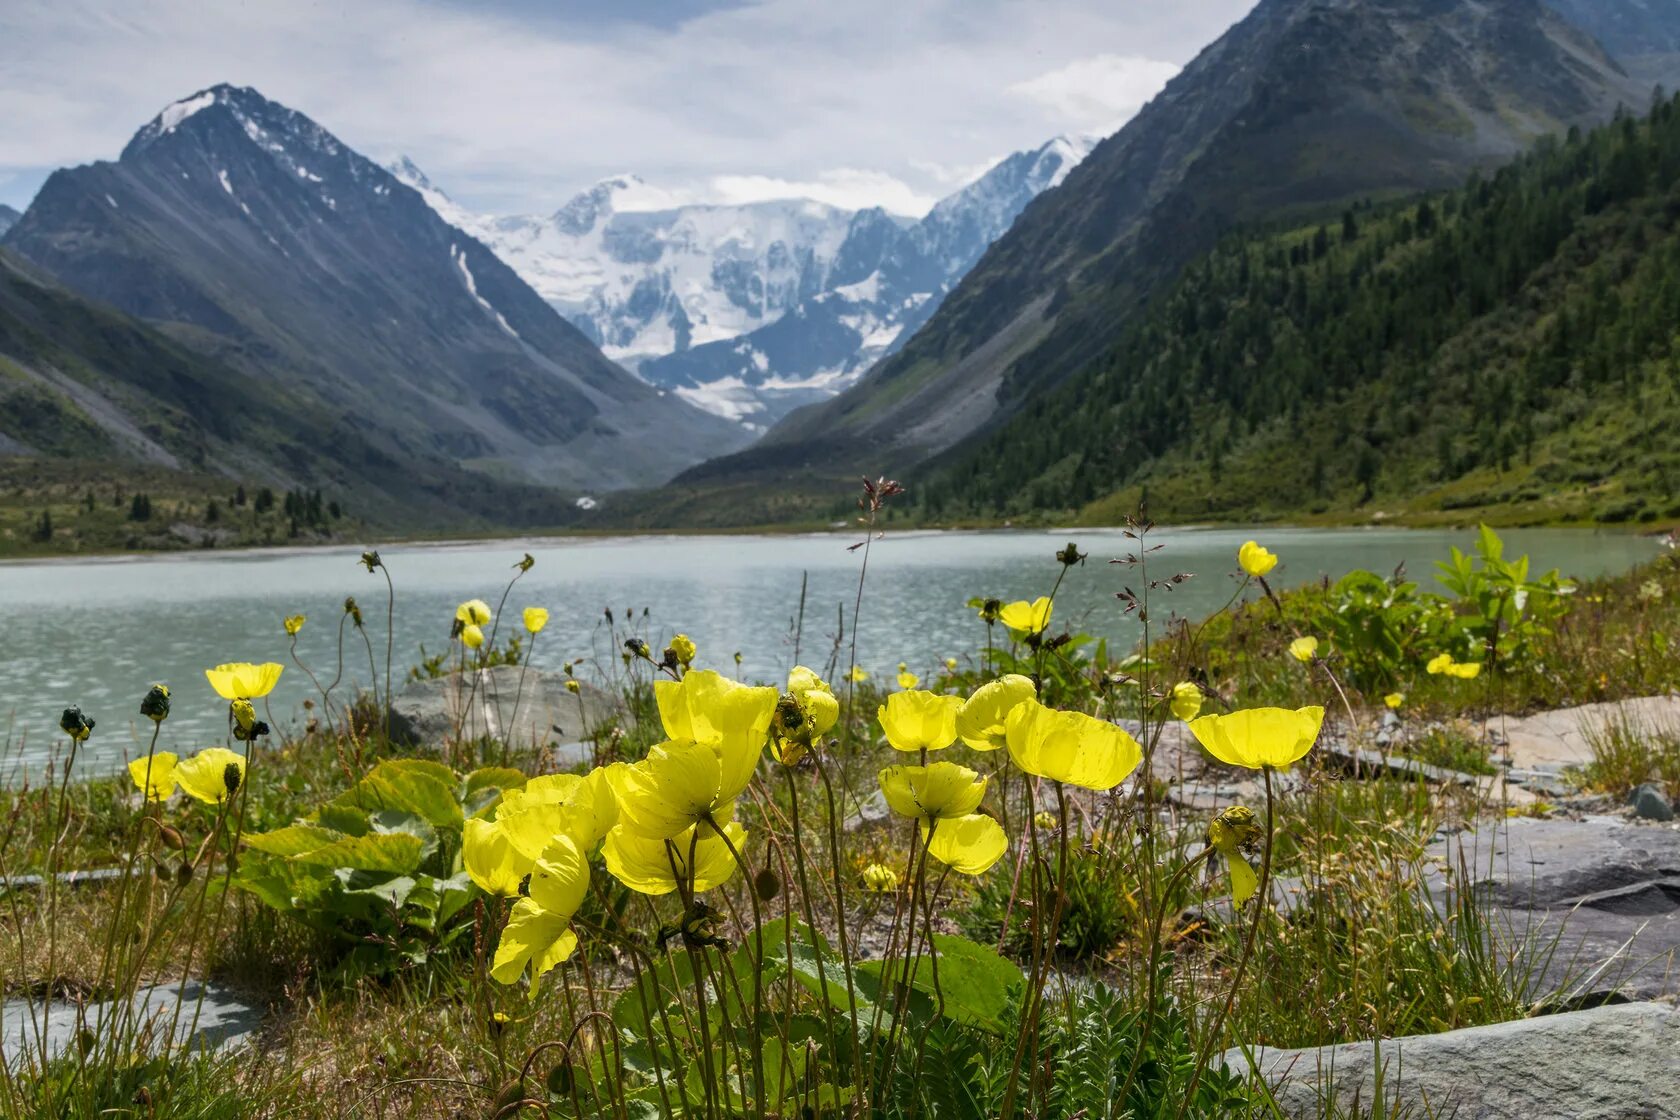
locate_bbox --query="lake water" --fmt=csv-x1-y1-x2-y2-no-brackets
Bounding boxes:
0,526,1661,777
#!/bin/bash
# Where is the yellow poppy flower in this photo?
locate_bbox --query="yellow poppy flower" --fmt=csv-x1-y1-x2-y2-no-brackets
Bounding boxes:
463,817,528,898
1188,706,1324,771
956,674,1036,751
523,607,549,635
669,633,696,665
461,624,485,649
1033,810,1059,831
615,741,750,839
565,679,580,694
897,664,919,690
654,669,777,747
944,657,959,673
1238,540,1278,578
1289,636,1319,663
1384,693,1404,710
1169,681,1203,722
861,862,899,892
175,747,247,804
128,752,179,802
1425,653,1453,675
847,665,869,683
490,835,589,993
1208,805,1263,905
922,812,1008,876
283,614,306,636
1004,698,1143,790
1447,661,1482,679
496,767,622,860
879,689,963,753
997,597,1053,636
787,666,838,737
204,662,284,700
877,761,1006,874
456,599,492,626
603,820,746,896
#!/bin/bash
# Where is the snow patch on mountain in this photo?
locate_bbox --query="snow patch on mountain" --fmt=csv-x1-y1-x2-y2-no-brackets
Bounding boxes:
392,133,1093,429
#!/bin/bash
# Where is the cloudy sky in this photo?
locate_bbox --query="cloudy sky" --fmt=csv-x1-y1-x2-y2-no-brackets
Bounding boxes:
0,0,1256,216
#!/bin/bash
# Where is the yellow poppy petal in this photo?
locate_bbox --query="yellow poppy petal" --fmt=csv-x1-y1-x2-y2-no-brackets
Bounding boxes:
128,752,178,801
956,674,1036,751
175,747,246,804
922,814,1007,875
878,690,962,752
1004,699,1142,790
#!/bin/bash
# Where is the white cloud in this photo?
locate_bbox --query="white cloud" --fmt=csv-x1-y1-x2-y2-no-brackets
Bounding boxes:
0,0,1257,214
1009,54,1182,135
708,169,938,215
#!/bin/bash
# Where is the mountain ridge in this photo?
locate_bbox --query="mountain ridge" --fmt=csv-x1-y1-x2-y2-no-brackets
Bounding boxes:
2,83,747,501
393,135,1091,429
674,0,1646,496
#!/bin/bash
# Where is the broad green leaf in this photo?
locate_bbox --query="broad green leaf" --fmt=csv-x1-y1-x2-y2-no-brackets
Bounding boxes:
328,766,462,831
245,824,341,858
290,831,424,874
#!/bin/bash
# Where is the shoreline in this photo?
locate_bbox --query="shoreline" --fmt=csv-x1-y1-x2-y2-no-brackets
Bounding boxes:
0,517,1662,568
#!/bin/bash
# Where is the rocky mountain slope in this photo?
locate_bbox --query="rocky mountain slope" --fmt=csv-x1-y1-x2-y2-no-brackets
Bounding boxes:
395,137,1090,430
923,93,1680,527
0,205,18,237
2,85,746,497
676,0,1646,499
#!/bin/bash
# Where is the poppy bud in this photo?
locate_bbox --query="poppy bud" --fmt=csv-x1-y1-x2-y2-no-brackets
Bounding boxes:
222,762,243,797
158,825,186,851
177,862,194,885
139,684,171,723
59,706,95,743
231,698,256,733
754,868,781,902
359,550,382,572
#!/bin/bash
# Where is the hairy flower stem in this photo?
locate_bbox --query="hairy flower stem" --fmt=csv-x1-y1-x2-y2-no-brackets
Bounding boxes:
1113,845,1212,1111
503,630,538,767
1174,766,1277,1120
378,562,395,742
41,734,81,1071
705,814,768,1120
812,751,867,1105
92,723,162,1007
782,769,847,1095
323,611,350,736
998,783,1048,1120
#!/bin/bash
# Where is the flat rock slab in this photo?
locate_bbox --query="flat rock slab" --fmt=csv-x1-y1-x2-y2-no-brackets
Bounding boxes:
1224,1002,1680,1119
389,667,615,760
1,981,261,1069
1485,696,1680,771
1428,817,1680,1000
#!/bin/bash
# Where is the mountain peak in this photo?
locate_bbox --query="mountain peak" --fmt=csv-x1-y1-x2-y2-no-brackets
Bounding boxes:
386,155,435,193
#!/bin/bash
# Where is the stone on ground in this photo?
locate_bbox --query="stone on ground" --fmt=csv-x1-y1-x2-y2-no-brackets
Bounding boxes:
388,667,614,763
1,981,261,1068
1222,1002,1680,1119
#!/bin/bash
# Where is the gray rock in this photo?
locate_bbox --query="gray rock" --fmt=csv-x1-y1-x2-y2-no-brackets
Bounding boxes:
1427,818,1680,1001
1319,742,1478,785
0,867,124,895
1629,783,1675,822
1223,1002,1680,1119
843,788,892,831
388,667,615,760
1,981,261,1069
1483,696,1680,771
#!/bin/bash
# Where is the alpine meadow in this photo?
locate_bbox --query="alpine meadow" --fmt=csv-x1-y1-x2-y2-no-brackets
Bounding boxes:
4,2,1680,1118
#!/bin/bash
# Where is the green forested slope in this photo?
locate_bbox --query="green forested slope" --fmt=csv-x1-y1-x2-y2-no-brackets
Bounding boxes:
921,97,1680,527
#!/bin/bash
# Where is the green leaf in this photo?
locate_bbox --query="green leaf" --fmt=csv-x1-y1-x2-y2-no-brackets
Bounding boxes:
757,918,874,1020
244,824,342,858
858,935,1022,1033
290,831,424,874
328,763,463,831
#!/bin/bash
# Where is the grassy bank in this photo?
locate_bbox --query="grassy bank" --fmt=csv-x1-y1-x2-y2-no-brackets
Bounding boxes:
1,522,1671,1117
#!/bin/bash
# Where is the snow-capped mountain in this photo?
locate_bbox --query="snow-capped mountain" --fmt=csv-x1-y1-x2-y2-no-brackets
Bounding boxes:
3,85,746,497
394,135,1092,429
389,160,870,367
